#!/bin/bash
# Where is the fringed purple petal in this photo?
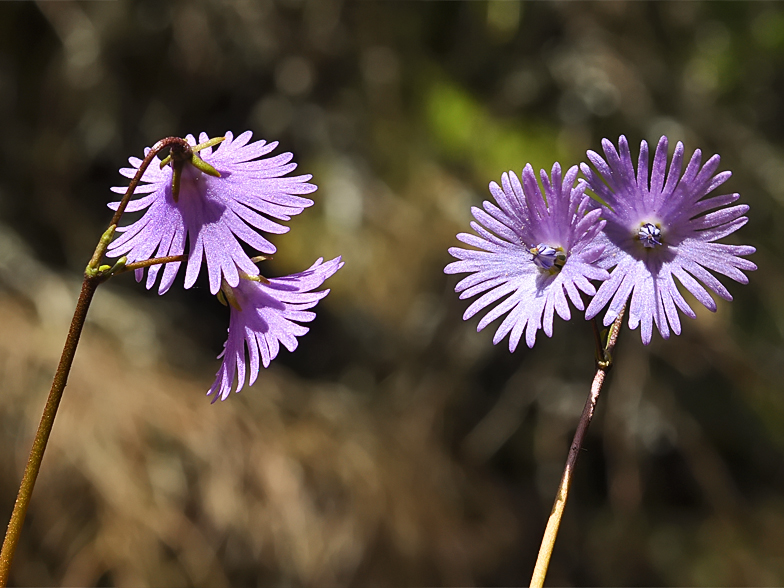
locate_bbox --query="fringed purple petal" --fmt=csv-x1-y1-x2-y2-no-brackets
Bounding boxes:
109,131,316,294
447,163,608,350
581,135,755,343
208,257,342,401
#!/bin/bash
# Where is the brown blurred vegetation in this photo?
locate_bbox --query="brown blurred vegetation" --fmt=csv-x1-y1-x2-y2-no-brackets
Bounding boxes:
0,1,783,586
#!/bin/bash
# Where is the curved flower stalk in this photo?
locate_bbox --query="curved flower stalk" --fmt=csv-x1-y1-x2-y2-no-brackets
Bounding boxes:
107,131,316,295
582,136,757,344
445,163,609,350
1,134,339,587
209,257,343,402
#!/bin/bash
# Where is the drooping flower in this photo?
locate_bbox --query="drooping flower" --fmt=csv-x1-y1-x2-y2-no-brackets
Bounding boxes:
208,257,343,402
107,131,316,294
445,163,609,351
582,136,757,344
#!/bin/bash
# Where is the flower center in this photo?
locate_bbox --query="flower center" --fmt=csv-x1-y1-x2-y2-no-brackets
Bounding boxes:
638,222,663,248
530,243,566,271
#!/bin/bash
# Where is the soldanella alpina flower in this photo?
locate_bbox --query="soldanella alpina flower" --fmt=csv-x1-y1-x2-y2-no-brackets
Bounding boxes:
582,135,757,344
107,131,316,294
209,257,343,402
445,163,609,350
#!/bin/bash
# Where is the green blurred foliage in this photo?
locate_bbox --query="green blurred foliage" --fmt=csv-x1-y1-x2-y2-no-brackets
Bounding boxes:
426,78,563,180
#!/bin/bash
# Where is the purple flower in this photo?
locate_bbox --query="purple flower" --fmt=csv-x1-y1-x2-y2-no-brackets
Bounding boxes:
208,257,343,402
582,136,757,344
445,163,609,351
107,131,316,294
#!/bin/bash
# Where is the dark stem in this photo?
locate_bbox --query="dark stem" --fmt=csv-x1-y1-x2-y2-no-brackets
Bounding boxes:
529,308,625,588
0,136,190,587
0,277,99,586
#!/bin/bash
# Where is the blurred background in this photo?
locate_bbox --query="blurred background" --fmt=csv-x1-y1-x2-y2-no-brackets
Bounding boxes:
0,1,782,586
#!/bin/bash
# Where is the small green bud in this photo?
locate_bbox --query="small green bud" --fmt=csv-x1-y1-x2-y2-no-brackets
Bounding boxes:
99,225,117,245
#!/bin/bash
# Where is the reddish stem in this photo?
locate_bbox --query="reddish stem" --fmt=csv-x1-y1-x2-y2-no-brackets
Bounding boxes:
0,278,98,586
0,136,190,587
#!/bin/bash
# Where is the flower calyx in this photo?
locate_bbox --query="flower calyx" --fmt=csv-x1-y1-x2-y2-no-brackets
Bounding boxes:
217,281,243,312
160,136,226,203
216,270,273,310
239,270,271,285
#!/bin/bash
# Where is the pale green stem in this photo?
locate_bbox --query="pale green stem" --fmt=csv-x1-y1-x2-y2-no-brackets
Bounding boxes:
529,308,625,588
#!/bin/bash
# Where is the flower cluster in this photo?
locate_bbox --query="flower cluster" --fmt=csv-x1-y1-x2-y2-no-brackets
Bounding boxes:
110,131,342,401
446,136,756,347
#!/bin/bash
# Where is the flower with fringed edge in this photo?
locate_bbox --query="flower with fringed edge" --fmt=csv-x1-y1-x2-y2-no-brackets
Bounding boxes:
209,257,343,402
445,163,609,351
582,135,757,344
107,131,316,295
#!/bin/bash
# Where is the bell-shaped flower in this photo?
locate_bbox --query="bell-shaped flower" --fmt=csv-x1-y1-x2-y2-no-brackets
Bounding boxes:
209,257,343,402
108,131,316,294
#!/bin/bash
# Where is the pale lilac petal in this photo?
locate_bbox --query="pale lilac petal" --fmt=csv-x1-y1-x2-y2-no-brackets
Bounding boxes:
446,163,608,350
208,257,343,401
660,281,682,336
108,131,316,294
582,136,755,343
689,193,739,216
671,265,717,311
688,205,749,231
